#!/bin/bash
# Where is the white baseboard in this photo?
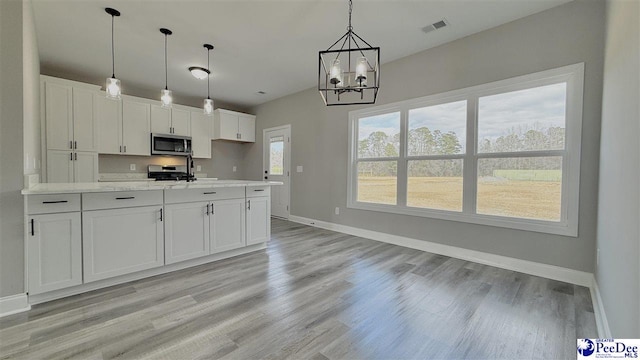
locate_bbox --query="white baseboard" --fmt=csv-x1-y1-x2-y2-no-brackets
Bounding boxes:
0,293,30,317
590,276,612,338
289,215,593,287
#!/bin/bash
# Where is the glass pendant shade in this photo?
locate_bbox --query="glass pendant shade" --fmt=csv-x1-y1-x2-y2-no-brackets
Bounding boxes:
161,89,173,108
105,77,121,100
190,67,209,80
330,59,342,86
204,98,214,115
355,57,368,87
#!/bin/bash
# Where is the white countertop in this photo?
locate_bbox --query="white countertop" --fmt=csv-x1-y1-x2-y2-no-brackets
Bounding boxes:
22,180,283,195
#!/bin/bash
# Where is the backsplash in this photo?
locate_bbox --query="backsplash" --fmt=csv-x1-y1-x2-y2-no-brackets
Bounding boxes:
98,141,249,180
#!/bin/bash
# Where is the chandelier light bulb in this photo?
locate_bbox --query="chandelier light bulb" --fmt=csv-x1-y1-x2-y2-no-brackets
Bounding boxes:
356,57,368,87
330,59,342,86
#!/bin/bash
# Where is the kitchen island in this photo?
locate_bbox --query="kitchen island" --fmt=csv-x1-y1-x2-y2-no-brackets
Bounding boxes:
22,180,282,304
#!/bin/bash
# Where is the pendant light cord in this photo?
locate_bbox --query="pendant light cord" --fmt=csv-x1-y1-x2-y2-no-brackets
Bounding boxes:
207,49,210,99
111,15,115,78
348,0,352,31
164,34,168,90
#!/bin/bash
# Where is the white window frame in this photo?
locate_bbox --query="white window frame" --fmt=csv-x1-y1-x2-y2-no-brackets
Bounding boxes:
347,63,584,236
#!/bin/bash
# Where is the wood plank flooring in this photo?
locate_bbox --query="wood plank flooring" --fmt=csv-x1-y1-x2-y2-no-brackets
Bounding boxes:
0,219,597,359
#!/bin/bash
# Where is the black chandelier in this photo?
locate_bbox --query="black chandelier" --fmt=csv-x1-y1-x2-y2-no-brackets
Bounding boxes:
318,0,380,106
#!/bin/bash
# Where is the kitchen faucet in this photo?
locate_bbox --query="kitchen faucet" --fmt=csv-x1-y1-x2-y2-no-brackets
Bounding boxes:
186,152,194,182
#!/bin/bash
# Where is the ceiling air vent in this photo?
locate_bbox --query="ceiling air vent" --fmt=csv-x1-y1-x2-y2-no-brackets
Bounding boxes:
422,19,449,34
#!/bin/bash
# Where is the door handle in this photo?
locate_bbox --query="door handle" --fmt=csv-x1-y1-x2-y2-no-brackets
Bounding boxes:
30,219,35,236
160,208,163,221
264,176,268,180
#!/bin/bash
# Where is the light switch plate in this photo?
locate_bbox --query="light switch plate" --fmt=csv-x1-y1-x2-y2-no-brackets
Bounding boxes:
297,166,303,173
233,166,237,172
196,165,202,172
129,164,136,171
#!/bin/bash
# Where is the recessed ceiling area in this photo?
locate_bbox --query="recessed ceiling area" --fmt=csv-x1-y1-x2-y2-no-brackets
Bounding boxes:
32,0,572,108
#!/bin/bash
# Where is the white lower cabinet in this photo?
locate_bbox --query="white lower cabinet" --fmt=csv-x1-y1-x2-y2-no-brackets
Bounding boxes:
83,205,164,282
164,202,210,264
211,198,246,253
27,212,82,295
246,196,270,245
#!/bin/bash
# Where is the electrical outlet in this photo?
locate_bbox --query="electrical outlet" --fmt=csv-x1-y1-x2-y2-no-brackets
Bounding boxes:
233,166,237,172
335,207,340,215
297,166,303,173
196,165,202,172
597,248,600,267
129,164,136,171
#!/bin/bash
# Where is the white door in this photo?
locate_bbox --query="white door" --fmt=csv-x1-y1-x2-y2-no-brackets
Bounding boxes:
122,98,151,156
211,198,246,253
218,111,239,140
263,125,290,219
171,108,191,136
46,150,74,183
82,205,164,282
238,114,255,142
190,112,212,159
28,212,82,294
74,152,98,183
164,202,210,264
246,196,270,245
72,88,97,151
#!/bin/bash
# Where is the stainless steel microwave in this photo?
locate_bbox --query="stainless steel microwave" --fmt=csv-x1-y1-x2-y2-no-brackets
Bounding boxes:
151,133,192,156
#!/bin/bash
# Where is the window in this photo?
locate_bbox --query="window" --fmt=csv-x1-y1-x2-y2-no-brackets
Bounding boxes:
269,136,285,175
348,63,584,236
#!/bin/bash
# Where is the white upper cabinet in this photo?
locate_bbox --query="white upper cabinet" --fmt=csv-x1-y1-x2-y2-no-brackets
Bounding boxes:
190,111,212,159
151,104,190,136
213,109,256,143
122,96,151,156
45,82,73,151
95,94,122,154
72,88,97,151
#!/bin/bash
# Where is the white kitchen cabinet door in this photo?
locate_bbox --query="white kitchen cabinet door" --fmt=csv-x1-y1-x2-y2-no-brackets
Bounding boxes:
211,198,246,253
28,212,82,295
164,202,210,264
246,196,270,245
190,112,212,159
122,98,151,156
45,82,73,151
83,206,164,282
238,114,256,142
74,151,98,183
171,108,191,136
95,93,122,154
216,111,239,140
151,104,171,134
72,88,97,152
46,150,74,183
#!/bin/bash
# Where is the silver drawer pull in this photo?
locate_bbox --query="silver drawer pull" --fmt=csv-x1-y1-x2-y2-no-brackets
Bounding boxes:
115,196,135,200
254,189,265,192
42,200,68,204
203,191,217,195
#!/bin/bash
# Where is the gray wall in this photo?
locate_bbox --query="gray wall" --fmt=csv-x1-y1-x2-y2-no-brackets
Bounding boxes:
23,0,40,176
0,0,26,297
596,0,639,337
98,141,247,180
246,0,605,272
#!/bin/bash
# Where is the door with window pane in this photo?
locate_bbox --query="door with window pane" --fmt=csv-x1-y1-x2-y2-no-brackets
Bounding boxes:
263,126,290,219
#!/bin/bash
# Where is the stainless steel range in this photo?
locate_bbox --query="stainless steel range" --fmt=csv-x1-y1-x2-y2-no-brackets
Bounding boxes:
147,165,196,181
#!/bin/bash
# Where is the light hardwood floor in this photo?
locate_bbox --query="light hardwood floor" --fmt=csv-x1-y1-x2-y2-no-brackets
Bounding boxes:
0,219,597,359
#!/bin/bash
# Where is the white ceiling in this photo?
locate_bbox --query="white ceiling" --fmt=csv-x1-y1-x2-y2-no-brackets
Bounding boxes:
32,0,572,108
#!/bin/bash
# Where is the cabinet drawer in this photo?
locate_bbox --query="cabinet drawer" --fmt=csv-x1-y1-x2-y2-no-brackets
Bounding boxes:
164,187,245,204
27,194,81,214
246,186,270,198
83,190,163,210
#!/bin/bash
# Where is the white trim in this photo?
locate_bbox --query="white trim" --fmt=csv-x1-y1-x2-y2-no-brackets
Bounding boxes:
347,63,584,237
28,243,266,305
0,294,30,317
590,276,612,338
289,215,592,287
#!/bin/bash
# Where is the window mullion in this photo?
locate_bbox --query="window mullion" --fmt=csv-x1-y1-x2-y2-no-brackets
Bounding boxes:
397,108,408,207
463,96,478,215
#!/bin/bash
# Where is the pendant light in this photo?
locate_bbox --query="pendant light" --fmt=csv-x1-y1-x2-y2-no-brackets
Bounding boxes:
160,28,173,108
105,8,121,100
318,0,380,106
203,44,214,116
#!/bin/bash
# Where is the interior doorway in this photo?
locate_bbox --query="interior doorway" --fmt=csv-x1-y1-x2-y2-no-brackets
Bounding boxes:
263,125,291,219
